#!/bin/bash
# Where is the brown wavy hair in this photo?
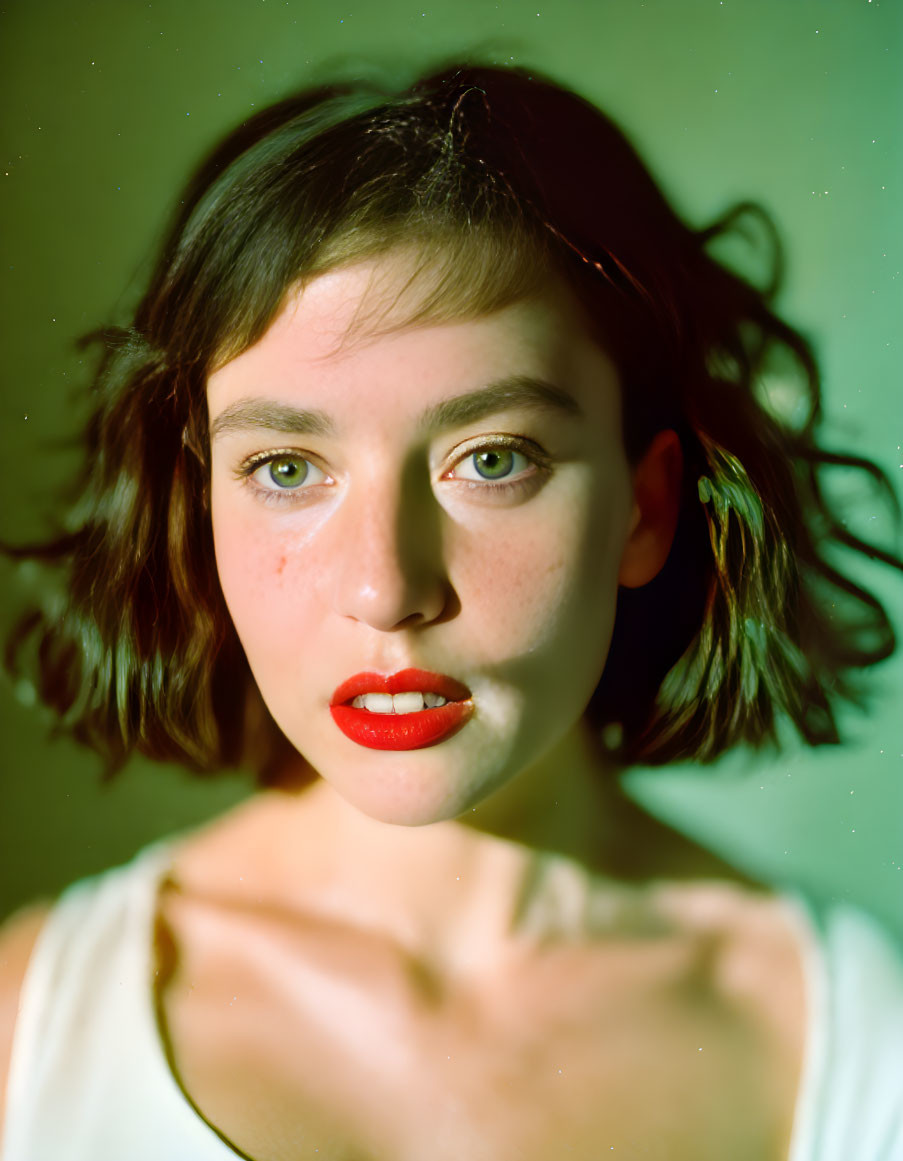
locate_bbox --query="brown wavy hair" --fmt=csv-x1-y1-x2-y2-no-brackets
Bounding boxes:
4,63,901,778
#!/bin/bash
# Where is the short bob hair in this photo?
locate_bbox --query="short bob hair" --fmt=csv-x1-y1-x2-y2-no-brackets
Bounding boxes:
6,63,901,779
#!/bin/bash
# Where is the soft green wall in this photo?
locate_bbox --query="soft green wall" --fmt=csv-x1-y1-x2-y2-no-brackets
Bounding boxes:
1,0,900,926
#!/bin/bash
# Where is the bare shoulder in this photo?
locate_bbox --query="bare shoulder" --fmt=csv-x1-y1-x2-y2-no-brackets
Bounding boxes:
656,879,807,1030
695,884,806,1017
651,880,807,1158
0,903,52,1132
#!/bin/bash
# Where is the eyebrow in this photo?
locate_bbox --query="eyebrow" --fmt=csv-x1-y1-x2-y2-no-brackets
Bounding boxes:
209,399,336,441
209,375,583,442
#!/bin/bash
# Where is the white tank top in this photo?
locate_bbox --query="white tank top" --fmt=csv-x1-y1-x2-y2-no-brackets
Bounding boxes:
2,843,902,1160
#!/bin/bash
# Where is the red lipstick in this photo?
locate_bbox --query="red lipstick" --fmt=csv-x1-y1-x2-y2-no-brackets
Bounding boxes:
330,668,474,750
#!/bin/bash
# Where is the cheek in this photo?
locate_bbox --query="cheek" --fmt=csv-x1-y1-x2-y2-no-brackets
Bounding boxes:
451,473,629,671
211,503,317,665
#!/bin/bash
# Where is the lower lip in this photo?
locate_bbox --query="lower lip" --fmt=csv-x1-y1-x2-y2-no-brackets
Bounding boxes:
330,701,474,750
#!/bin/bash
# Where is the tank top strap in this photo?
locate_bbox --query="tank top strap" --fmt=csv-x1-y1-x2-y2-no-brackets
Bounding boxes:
2,842,240,1161
783,891,903,1161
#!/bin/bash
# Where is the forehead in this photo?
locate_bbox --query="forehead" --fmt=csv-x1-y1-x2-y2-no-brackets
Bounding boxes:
206,254,621,432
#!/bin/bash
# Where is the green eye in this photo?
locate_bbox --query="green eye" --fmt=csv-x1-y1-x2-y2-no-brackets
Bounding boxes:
266,456,308,488
472,449,515,479
452,446,533,484
247,453,328,493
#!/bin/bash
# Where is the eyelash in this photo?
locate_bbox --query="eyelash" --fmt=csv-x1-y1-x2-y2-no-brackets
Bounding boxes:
233,435,552,506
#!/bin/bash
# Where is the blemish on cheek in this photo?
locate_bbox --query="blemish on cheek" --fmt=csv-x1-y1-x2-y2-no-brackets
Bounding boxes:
275,555,287,576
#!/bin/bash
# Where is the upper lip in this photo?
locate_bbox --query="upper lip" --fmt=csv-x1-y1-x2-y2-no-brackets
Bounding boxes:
331,668,472,706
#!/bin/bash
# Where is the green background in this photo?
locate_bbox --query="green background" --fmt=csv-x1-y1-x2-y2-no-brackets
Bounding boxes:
1,0,900,926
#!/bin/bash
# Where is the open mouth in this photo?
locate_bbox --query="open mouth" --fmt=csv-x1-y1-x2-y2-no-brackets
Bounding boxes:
330,669,473,749
348,691,450,712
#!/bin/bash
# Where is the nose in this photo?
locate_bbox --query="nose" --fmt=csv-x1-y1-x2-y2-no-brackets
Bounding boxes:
329,461,452,632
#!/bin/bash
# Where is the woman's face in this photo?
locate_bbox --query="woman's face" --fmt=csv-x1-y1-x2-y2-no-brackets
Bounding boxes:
207,256,637,826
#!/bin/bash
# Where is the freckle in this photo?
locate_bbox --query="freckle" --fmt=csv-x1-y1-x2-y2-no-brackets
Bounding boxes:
275,556,286,575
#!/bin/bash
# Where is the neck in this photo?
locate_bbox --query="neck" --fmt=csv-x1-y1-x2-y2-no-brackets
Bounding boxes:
176,721,754,976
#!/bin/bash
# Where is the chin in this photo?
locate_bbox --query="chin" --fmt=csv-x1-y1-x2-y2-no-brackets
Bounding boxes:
336,767,486,827
318,742,514,828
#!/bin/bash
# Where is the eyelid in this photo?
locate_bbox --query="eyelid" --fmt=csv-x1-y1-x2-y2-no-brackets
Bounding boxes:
234,447,332,496
442,433,552,481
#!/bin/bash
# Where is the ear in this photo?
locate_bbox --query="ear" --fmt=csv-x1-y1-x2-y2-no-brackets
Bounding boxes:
618,429,683,589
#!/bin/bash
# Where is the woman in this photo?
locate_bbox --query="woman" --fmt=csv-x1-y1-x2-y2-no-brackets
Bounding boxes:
1,64,901,1160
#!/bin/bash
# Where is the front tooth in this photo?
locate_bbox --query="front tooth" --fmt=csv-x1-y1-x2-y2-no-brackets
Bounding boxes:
392,691,425,714
352,691,448,713
361,693,395,714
